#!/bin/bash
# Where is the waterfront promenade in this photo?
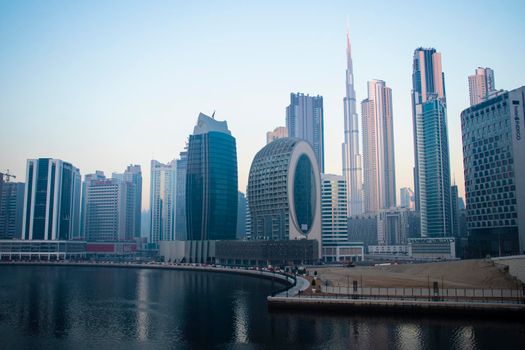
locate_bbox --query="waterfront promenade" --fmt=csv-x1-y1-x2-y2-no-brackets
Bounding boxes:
268,258,525,318
0,260,295,289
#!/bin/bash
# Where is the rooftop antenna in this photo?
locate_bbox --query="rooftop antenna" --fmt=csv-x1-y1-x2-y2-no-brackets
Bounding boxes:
211,110,216,119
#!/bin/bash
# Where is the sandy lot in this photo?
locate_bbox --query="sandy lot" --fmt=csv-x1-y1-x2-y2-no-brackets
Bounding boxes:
308,259,520,289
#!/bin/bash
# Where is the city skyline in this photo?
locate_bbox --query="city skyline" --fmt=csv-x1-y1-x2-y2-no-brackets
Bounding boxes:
1,1,525,210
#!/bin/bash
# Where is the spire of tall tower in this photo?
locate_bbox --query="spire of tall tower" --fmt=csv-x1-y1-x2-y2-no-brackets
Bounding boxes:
346,32,351,57
342,25,363,216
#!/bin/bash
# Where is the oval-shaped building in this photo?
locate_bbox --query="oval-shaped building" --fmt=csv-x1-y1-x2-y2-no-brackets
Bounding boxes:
247,138,321,251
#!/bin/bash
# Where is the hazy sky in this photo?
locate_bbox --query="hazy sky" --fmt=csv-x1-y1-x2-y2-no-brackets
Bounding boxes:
1,0,524,210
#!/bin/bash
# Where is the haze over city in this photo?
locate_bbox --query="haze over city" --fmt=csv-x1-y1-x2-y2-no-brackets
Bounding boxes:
2,0,524,209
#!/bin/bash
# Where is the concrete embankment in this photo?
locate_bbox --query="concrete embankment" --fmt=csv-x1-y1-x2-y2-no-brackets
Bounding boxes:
0,261,294,287
267,296,525,319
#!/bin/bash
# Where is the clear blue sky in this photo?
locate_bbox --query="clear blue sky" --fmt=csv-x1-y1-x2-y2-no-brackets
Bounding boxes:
1,0,524,209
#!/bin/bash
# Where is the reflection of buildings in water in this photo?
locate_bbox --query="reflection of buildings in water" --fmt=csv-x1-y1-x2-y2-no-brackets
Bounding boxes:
394,323,422,350
451,326,476,350
135,269,150,341
232,290,249,343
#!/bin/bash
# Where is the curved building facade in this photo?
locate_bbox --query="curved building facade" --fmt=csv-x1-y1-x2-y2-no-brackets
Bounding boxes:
186,113,238,241
247,138,321,253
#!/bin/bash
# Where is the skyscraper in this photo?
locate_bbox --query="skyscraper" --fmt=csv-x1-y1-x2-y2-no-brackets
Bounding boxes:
461,86,525,256
450,184,460,237
266,126,288,144
361,79,396,213
175,148,188,240
321,174,348,246
186,113,238,241
247,138,321,250
83,173,132,241
411,48,452,237
468,67,496,106
22,158,81,240
399,187,415,210
150,159,177,246
286,93,325,172
320,174,363,261
342,32,364,216
81,170,105,240
237,191,247,240
0,178,24,239
112,165,142,239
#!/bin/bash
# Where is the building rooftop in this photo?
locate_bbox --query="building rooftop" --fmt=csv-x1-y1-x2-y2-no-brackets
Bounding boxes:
193,112,231,135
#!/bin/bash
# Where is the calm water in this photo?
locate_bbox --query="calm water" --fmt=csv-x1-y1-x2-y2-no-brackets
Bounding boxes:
0,265,524,349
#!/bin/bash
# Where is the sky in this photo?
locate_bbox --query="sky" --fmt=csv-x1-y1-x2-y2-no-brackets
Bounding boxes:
1,0,524,210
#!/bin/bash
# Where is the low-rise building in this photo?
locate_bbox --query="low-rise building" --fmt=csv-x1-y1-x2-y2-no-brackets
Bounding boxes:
408,237,456,259
0,240,86,260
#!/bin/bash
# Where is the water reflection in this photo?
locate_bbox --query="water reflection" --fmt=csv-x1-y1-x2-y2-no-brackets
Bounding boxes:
0,265,524,349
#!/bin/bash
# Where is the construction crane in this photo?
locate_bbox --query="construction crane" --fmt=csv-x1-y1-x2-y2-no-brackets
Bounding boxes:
1,169,16,182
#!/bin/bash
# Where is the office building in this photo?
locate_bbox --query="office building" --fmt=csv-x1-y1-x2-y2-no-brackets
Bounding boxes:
348,213,378,250
175,148,188,240
247,138,322,253
186,113,238,241
112,165,142,238
286,93,325,172
460,86,525,256
451,184,460,237
342,32,364,216
321,174,363,262
237,191,247,240
22,158,81,240
266,126,288,144
245,207,252,240
0,177,24,239
83,173,132,241
361,79,396,213
411,48,452,237
400,187,415,210
321,174,348,245
377,208,413,245
150,159,177,246
468,67,496,106
0,240,86,260
80,171,105,239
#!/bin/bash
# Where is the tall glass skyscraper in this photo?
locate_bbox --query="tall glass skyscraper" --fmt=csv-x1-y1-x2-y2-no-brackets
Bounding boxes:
286,93,325,173
186,113,238,241
342,32,364,216
361,79,396,213
149,160,177,246
411,48,452,237
175,148,188,240
22,158,81,240
0,178,24,239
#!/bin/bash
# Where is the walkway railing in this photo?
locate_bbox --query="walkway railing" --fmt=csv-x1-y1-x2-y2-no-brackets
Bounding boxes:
298,284,525,304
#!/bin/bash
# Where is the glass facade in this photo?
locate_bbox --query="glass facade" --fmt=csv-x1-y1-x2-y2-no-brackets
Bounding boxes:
293,154,315,234
286,93,325,172
22,158,81,241
420,99,452,237
247,137,321,243
411,48,451,237
461,89,525,257
149,160,177,245
175,150,188,240
186,131,238,241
